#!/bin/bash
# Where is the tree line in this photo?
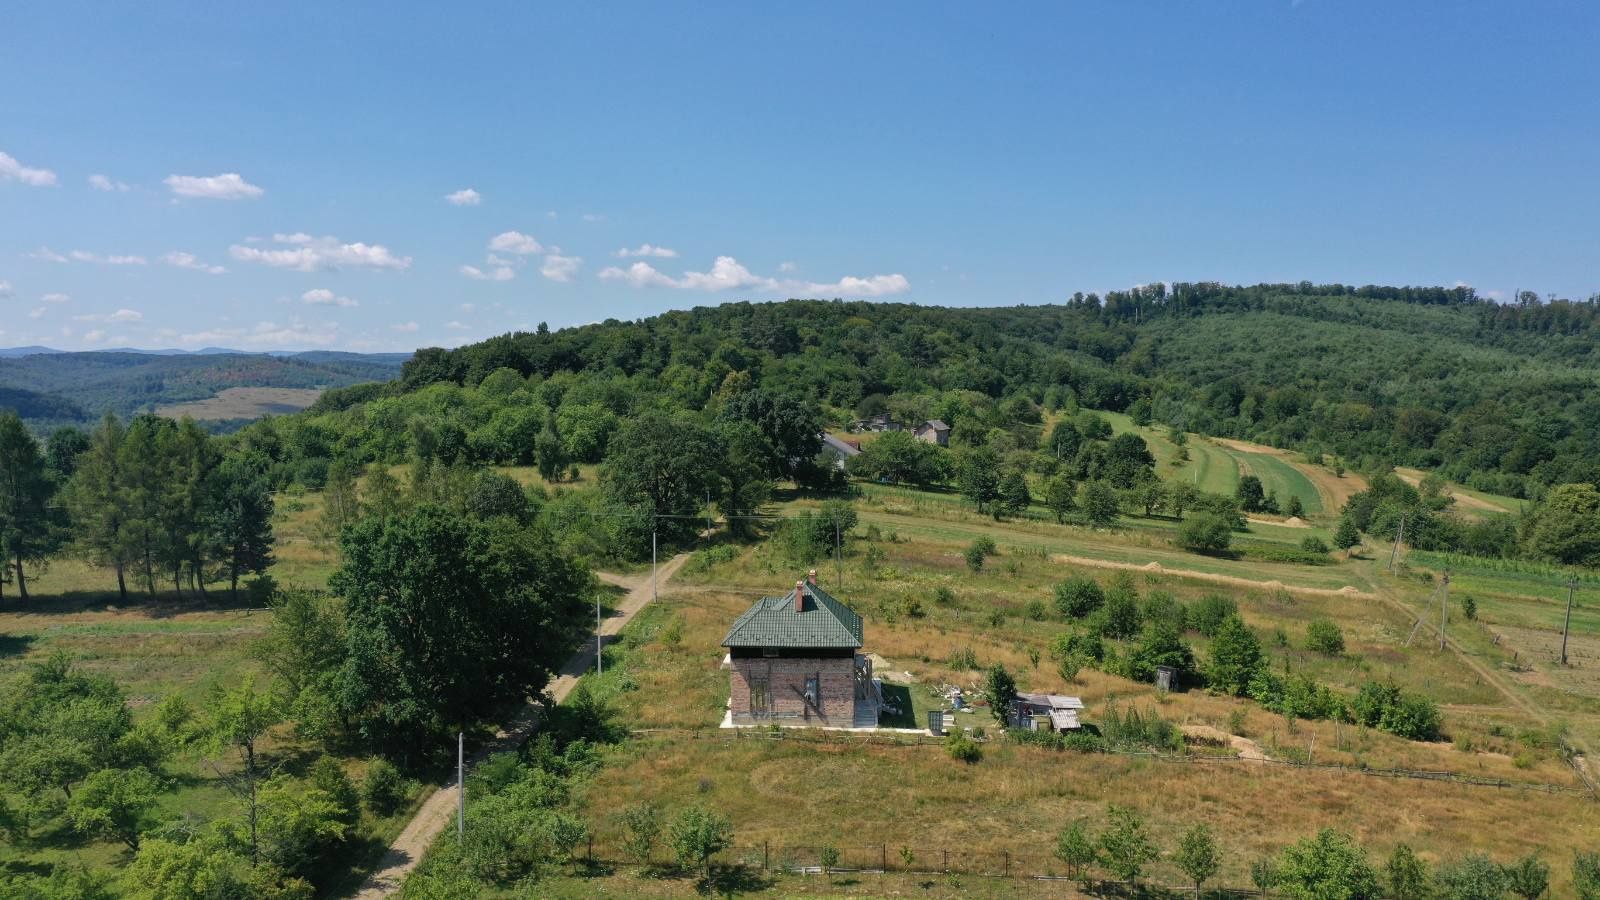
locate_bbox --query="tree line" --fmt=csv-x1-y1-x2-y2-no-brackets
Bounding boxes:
0,412,275,601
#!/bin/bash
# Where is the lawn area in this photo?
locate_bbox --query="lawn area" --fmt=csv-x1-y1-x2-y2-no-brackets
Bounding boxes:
1223,447,1325,517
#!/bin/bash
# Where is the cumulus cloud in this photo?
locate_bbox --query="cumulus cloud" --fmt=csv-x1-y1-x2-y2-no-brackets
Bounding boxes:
301,288,358,308
28,307,45,319
41,293,70,303
615,243,678,259
88,174,130,192
180,319,340,348
581,213,606,223
445,188,481,206
446,320,469,330
164,172,264,200
229,233,411,272
599,255,911,297
541,254,582,283
487,231,544,255
69,250,147,265
83,329,107,343
0,151,57,187
162,251,227,274
777,261,798,273
460,264,515,282
0,280,11,298
29,248,68,263
391,321,419,333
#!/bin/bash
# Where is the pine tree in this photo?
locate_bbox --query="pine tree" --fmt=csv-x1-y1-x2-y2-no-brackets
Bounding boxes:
65,414,132,599
0,412,62,600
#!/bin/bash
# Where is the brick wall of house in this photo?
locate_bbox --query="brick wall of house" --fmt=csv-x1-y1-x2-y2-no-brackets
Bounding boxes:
730,656,855,726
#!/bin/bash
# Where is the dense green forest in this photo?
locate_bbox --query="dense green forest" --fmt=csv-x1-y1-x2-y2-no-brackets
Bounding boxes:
332,282,1600,498
0,351,407,430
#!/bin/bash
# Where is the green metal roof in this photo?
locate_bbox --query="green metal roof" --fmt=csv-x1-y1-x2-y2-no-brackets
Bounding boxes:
722,581,863,649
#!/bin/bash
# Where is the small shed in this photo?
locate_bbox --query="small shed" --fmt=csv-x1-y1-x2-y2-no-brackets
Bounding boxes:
1154,665,1177,692
1009,692,1084,732
913,419,950,447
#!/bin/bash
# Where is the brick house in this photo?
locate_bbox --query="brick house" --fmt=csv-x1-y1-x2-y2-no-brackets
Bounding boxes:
723,572,880,728
913,419,950,446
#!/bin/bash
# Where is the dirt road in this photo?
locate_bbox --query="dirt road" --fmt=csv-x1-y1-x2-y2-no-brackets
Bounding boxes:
350,554,690,898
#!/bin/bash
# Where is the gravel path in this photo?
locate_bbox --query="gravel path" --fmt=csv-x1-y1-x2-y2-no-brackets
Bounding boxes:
349,553,690,898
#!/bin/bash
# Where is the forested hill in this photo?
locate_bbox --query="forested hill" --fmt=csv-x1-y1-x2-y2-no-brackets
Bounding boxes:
0,350,408,429
355,282,1600,498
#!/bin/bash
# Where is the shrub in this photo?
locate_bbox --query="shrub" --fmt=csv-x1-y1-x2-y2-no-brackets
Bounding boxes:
1386,844,1431,900
963,543,987,573
1461,594,1478,621
1140,590,1187,632
947,647,979,670
1053,577,1106,618
1278,830,1378,900
1189,594,1238,637
670,807,733,878
620,802,662,864
1025,599,1048,621
1437,853,1508,900
1299,535,1331,554
945,731,982,763
1100,704,1181,752
1178,513,1233,554
1305,618,1345,655
1097,575,1142,639
361,759,406,816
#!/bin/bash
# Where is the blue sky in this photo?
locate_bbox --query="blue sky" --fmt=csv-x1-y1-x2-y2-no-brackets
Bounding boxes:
2,1,1596,351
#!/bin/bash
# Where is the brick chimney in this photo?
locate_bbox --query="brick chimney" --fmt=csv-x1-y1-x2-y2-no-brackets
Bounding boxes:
794,580,806,612
807,569,818,586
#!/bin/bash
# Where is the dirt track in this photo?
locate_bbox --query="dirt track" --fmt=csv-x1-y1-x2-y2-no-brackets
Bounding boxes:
1048,553,1374,599
350,554,690,898
1212,437,1368,512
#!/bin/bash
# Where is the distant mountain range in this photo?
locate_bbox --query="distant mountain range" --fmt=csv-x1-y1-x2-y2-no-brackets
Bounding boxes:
0,349,411,429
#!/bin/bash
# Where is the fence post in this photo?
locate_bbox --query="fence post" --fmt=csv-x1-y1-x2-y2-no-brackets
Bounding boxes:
1004,850,1010,877
944,848,949,872
763,840,769,872
882,843,887,873
587,835,593,862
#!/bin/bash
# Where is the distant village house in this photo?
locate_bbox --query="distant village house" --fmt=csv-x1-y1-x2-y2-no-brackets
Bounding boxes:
913,419,950,446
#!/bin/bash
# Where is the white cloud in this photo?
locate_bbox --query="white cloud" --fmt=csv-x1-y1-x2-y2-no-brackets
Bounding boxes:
75,308,143,323
445,188,481,206
41,293,69,304
181,319,339,348
600,255,774,292
69,250,147,265
29,248,68,263
599,260,681,289
162,251,227,274
460,264,515,282
581,213,606,223
446,320,469,330
487,231,543,255
801,273,911,297
83,329,107,343
164,172,264,200
460,303,476,311
0,280,11,298
391,321,419,333
229,233,411,272
0,151,57,187
28,307,44,319
615,243,678,259
88,174,130,192
599,255,911,297
777,261,798,273
301,288,359,308
541,253,582,283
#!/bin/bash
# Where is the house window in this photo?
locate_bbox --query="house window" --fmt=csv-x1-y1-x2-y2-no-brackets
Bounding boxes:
762,647,779,658
749,679,769,715
804,675,820,709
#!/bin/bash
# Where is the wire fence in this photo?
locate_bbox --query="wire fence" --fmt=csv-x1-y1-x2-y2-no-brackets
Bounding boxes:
578,838,1265,895
627,726,1596,799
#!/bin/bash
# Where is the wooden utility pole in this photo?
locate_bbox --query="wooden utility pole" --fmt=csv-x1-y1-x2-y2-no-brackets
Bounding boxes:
457,732,465,841
1561,578,1577,666
1388,511,1407,573
1439,572,1450,651
651,520,658,602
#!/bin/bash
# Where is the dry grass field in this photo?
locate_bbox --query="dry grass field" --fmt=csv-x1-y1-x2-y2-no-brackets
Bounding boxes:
155,386,325,420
